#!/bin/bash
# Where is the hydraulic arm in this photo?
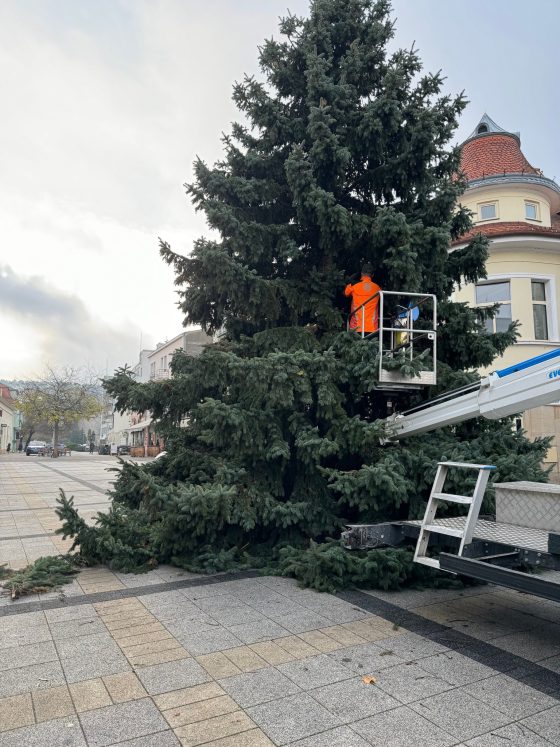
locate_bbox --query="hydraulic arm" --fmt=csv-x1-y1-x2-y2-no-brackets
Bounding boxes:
387,348,560,439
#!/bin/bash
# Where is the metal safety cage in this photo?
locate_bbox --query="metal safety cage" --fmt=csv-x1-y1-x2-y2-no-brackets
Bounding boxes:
347,290,437,388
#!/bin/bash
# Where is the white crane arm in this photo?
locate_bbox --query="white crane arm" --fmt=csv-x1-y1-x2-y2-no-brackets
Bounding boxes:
388,348,560,439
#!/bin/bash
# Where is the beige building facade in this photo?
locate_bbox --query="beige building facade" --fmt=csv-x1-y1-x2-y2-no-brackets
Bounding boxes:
123,329,212,457
453,114,560,478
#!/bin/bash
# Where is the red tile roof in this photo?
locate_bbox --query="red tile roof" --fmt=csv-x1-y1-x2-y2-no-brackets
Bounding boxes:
453,220,560,245
460,134,539,182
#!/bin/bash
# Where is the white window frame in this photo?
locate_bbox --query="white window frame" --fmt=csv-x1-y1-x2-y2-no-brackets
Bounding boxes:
478,201,499,222
525,200,540,222
481,273,558,343
475,279,512,334
531,280,550,341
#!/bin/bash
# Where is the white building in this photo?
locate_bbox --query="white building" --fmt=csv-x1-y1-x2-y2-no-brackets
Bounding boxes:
148,330,210,381
0,397,16,452
132,349,154,384
115,329,212,456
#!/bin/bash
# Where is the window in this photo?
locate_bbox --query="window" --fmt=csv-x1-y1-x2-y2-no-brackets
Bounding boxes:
477,124,489,134
532,280,549,340
150,362,156,379
476,281,512,333
479,202,497,221
525,201,539,221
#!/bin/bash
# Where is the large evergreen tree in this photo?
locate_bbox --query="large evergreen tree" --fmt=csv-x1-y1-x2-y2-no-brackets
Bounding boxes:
59,0,549,590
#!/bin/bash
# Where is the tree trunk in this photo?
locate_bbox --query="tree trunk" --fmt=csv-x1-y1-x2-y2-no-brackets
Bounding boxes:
53,422,59,458
24,430,35,450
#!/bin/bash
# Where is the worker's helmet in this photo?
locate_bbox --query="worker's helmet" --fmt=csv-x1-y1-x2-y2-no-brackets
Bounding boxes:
361,263,373,277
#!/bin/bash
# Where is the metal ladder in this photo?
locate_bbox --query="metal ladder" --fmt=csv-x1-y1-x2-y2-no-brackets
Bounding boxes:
414,461,496,569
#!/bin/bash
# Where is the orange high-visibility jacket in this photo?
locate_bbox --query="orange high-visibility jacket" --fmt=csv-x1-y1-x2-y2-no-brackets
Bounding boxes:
345,275,381,333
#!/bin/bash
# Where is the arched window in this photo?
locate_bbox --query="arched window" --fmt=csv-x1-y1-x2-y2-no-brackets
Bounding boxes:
477,124,489,134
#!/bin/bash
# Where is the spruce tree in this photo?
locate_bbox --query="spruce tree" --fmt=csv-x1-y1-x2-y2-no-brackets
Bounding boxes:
57,0,549,591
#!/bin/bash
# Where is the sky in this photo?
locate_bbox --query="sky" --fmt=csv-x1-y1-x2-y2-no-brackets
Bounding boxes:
1,0,559,379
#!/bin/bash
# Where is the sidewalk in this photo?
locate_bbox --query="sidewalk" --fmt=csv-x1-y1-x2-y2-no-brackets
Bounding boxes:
0,455,559,746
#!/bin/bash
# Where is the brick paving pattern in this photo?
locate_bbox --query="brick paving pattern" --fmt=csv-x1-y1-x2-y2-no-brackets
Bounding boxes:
0,454,560,745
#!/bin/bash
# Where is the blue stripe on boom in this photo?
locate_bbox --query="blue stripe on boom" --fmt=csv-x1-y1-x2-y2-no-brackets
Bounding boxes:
495,348,560,378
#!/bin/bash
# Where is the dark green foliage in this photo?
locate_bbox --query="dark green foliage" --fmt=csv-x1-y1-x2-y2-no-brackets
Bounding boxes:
277,540,471,594
56,490,157,573
55,0,549,593
2,555,80,599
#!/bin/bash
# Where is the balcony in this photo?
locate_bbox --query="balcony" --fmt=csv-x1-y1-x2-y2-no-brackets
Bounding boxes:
149,369,170,381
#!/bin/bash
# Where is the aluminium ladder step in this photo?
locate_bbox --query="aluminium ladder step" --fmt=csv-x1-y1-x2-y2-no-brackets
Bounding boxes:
422,524,465,538
413,461,495,570
438,461,496,470
432,492,473,505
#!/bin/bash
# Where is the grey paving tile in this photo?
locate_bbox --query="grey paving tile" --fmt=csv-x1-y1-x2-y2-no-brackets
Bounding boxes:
108,731,181,747
328,642,406,673
463,673,558,719
210,578,265,595
352,704,456,747
164,616,221,638
247,692,342,745
227,618,291,644
0,624,52,650
152,565,199,583
309,676,399,723
278,654,354,690
409,688,511,741
0,660,66,697
56,632,120,659
45,604,98,624
219,667,302,707
0,611,46,630
522,705,560,743
173,626,243,655
373,661,453,704
373,631,447,661
140,596,204,623
465,722,556,746
61,649,130,684
112,573,162,589
521,668,560,696
135,657,210,695
538,653,560,673
287,726,370,746
0,640,58,671
416,650,495,686
207,605,267,627
80,698,168,747
283,595,369,624
270,610,333,634
491,629,560,662
248,599,305,620
0,716,86,746
182,584,233,601
196,594,253,613
50,617,108,640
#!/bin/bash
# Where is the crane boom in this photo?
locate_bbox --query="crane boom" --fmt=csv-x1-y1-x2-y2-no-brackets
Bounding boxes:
388,348,560,439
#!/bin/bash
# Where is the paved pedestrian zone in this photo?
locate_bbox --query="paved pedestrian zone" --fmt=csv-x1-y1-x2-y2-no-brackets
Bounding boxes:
1,455,560,746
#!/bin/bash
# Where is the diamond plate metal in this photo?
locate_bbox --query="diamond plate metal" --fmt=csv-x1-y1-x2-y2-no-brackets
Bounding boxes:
495,482,560,533
405,517,549,552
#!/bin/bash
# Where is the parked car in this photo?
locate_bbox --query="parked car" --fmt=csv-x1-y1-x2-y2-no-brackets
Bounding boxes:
117,444,129,456
26,441,47,456
98,444,110,455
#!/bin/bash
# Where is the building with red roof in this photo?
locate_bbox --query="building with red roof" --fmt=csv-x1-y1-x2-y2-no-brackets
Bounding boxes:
453,115,560,478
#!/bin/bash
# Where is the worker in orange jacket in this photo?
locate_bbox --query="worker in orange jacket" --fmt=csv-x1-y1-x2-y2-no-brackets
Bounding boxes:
345,264,381,334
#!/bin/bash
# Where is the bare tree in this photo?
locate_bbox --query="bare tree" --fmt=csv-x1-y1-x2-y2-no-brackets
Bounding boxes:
16,366,102,457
